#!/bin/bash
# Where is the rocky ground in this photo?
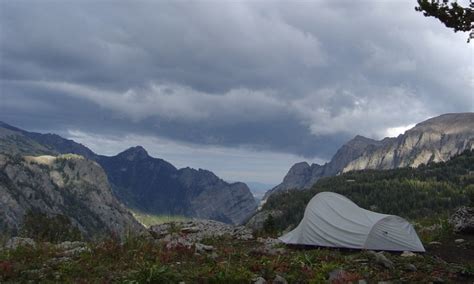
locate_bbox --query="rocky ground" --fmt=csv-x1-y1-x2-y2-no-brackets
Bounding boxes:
1,219,473,283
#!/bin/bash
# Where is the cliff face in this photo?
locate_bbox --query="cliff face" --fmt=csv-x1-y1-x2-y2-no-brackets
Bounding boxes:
0,122,257,225
264,135,381,198
343,113,474,172
0,154,143,239
268,113,474,198
178,168,257,225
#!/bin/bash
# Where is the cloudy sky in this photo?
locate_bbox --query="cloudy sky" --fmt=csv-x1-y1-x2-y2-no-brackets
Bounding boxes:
0,0,472,184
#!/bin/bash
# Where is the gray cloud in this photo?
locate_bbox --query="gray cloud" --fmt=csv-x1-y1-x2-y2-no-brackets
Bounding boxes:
1,0,472,165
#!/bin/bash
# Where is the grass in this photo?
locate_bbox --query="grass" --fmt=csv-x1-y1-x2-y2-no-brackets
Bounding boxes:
130,211,190,228
1,233,472,283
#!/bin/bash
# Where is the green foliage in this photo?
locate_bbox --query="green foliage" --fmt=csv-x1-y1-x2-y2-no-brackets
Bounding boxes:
264,150,474,231
0,234,472,283
131,211,190,228
126,264,179,283
415,0,474,42
467,184,474,206
20,211,83,243
263,214,277,235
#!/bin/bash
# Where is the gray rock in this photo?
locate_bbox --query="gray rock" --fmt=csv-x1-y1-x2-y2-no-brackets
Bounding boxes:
55,241,90,256
253,276,267,284
150,219,253,243
195,243,215,254
449,207,474,234
272,275,288,284
454,238,465,244
400,251,417,257
0,154,144,239
5,237,36,250
181,226,200,233
257,237,282,246
368,251,394,269
55,241,86,251
358,280,368,284
164,234,193,250
429,241,442,246
252,237,285,256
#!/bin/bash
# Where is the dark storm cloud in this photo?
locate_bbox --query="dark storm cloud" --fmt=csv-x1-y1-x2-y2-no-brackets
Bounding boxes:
0,0,472,160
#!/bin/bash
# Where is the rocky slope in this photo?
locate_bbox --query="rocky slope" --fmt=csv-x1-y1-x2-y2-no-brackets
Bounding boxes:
0,122,257,225
266,113,474,199
0,153,143,239
263,135,383,199
343,113,474,172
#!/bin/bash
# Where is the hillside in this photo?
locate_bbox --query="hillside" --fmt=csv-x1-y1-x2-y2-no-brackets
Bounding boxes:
344,113,474,172
266,113,474,199
0,153,143,239
0,122,257,225
98,146,257,224
259,150,474,232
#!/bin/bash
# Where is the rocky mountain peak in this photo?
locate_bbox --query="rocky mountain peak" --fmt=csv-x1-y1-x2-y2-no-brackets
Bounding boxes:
342,113,474,171
408,113,474,135
344,135,381,149
266,112,474,200
288,162,311,172
118,146,150,161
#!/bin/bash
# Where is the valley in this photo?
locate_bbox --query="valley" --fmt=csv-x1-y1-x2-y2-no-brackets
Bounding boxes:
0,114,473,283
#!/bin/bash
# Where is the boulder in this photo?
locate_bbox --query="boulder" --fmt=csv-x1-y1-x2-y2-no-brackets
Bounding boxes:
195,243,215,254
150,219,253,243
368,251,394,269
55,241,90,256
273,275,288,284
400,251,417,257
252,237,285,256
448,207,474,233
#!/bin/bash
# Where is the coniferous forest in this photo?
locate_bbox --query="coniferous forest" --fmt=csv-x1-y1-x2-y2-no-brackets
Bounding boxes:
263,150,474,231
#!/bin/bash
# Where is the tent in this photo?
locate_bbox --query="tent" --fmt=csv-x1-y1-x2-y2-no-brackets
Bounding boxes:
279,192,425,252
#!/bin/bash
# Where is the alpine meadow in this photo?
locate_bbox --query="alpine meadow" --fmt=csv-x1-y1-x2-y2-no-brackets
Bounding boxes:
0,0,473,283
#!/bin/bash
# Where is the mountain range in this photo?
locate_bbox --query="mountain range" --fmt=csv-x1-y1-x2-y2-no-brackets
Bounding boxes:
0,122,257,226
1,112,472,237
265,113,474,199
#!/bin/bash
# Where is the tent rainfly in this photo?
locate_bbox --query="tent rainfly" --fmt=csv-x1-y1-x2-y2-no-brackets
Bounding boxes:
279,192,425,252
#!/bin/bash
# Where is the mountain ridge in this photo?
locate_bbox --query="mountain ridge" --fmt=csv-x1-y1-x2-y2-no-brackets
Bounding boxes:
0,122,257,225
265,112,474,199
0,153,143,239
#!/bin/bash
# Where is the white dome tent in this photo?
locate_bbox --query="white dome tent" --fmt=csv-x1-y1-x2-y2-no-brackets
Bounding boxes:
279,192,425,252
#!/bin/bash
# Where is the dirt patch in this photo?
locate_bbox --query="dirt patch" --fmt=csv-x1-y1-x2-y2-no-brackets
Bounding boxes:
425,233,474,264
